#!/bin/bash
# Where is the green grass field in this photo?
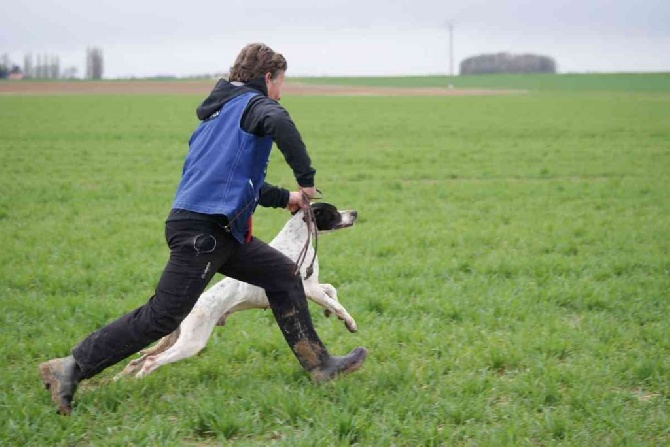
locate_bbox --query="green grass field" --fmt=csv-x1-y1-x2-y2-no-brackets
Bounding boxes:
1,75,669,446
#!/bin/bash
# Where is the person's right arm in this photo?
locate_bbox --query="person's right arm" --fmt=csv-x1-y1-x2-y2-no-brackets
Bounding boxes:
241,96,316,191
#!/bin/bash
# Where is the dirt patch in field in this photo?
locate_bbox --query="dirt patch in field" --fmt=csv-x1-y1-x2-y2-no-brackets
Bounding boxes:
0,80,525,97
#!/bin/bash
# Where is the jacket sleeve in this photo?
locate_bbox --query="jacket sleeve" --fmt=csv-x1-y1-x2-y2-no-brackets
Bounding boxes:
258,182,290,208
242,96,316,187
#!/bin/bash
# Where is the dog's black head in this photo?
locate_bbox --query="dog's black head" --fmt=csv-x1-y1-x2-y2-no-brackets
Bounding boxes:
310,202,358,233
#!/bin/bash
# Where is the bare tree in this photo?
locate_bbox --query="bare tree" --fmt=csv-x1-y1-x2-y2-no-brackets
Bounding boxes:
49,55,60,79
85,48,91,79
86,47,104,79
35,54,41,78
23,53,33,78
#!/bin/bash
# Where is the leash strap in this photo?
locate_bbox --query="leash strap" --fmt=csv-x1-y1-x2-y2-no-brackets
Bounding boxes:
294,191,318,279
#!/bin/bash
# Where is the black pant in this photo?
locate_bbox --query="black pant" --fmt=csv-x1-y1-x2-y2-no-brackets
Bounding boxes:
72,218,307,379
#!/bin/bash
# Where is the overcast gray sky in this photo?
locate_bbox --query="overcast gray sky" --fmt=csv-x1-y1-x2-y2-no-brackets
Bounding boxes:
2,0,669,78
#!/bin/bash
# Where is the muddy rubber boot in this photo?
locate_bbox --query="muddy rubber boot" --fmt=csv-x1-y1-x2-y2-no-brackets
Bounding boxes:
39,355,81,416
307,345,368,384
272,299,367,383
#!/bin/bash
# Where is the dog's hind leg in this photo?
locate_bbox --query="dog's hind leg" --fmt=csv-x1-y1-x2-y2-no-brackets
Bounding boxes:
135,304,219,377
117,278,248,378
116,328,181,379
305,283,357,333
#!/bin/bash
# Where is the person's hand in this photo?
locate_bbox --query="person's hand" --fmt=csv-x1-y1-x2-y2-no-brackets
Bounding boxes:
287,186,316,213
287,191,303,213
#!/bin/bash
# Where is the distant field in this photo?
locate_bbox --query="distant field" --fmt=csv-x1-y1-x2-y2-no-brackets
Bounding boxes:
4,73,669,96
0,79,515,97
292,72,670,92
1,75,669,445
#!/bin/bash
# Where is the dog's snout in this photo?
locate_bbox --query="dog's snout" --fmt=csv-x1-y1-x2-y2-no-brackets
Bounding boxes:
352,210,358,219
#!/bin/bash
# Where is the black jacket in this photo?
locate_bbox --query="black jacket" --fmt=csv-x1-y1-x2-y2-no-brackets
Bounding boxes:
195,77,316,209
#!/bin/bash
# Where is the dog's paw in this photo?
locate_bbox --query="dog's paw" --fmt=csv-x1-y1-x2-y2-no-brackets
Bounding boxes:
323,308,356,332
323,307,357,333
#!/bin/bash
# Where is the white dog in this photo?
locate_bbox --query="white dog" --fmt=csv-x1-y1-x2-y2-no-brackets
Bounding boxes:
118,202,358,378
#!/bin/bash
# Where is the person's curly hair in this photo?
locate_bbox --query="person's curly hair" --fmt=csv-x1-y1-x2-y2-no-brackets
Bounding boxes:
229,43,288,83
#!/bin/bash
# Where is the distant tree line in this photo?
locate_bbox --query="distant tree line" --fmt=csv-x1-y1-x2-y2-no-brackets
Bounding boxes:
22,54,62,79
0,48,103,80
460,53,556,75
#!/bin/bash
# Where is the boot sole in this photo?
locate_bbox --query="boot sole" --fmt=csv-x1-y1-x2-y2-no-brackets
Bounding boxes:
39,361,72,416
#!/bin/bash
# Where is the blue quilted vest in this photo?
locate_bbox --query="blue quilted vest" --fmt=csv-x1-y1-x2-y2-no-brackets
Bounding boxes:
172,92,273,243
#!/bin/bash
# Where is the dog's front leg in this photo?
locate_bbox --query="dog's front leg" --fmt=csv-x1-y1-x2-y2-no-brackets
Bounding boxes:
305,283,357,333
